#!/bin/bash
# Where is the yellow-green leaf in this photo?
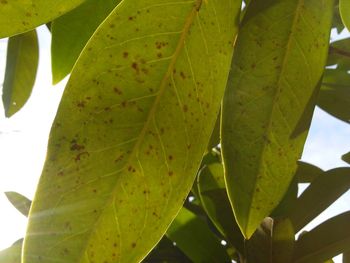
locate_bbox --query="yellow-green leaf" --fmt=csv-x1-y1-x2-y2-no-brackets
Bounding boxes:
0,1,85,38
340,0,350,31
0,239,23,263
272,218,295,263
166,207,230,263
23,0,241,262
4,191,31,217
51,0,121,84
2,30,38,117
221,0,333,238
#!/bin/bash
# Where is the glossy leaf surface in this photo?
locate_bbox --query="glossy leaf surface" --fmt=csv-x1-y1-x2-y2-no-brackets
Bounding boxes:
288,168,350,232
318,69,350,123
51,0,121,84
198,163,244,252
221,0,333,238
2,30,38,117
294,212,350,263
166,207,230,263
24,0,241,262
5,192,32,217
0,0,85,38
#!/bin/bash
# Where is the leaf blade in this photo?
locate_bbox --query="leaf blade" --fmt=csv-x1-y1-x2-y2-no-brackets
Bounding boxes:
4,192,32,217
340,0,350,31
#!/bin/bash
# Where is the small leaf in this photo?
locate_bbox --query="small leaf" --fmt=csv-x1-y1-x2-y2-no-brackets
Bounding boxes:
342,152,350,165
221,0,334,238
197,163,244,252
166,207,230,263
295,161,324,183
0,239,23,263
51,0,121,84
24,1,242,262
272,218,295,263
327,38,350,70
294,212,350,263
332,2,346,34
4,192,32,217
2,30,39,117
288,167,350,232
0,1,86,38
318,69,350,123
340,0,350,31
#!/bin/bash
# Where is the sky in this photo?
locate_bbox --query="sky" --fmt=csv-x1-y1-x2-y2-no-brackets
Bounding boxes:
0,25,349,261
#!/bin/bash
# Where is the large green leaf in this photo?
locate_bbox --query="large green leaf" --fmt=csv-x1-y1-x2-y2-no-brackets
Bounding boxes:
327,38,350,70
340,0,350,31
197,163,244,252
5,191,31,217
294,212,350,263
221,0,333,238
318,69,350,123
23,1,241,262
288,167,350,232
166,207,230,263
2,30,38,117
272,218,295,263
51,0,121,84
0,239,23,263
0,1,86,38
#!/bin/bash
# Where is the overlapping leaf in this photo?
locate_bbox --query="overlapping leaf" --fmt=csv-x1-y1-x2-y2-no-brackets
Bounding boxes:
327,38,350,70
221,0,334,238
5,192,31,217
0,0,85,38
0,239,23,263
340,0,350,31
2,30,38,117
23,0,241,262
51,0,121,84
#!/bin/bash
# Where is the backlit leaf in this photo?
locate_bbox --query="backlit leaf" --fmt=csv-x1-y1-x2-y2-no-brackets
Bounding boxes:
288,167,350,232
340,0,350,31
51,0,121,84
0,0,85,38
5,191,32,217
198,163,244,252
294,212,350,263
318,69,350,123
221,0,333,238
23,1,241,262
2,30,38,117
0,239,23,263
272,218,295,263
166,207,230,263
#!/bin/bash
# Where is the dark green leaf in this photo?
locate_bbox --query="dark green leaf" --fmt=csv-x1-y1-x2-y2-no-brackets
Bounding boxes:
2,30,38,117
166,207,230,263
0,1,86,38
23,1,241,262
327,38,350,70
295,161,324,183
342,152,350,165
272,218,295,263
318,69,350,123
0,239,23,263
4,192,32,217
51,0,121,84
294,212,350,263
288,167,350,232
207,111,220,151
198,163,244,252
221,0,334,238
344,250,350,263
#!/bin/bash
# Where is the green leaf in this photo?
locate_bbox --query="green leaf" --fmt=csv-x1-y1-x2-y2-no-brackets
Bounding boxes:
166,207,230,263
0,1,86,38
332,2,346,34
288,167,350,232
207,111,220,151
327,38,350,70
221,0,334,238
272,218,295,263
23,1,241,262
340,0,350,31
318,69,350,123
2,30,38,117
294,212,350,263
295,161,324,183
0,239,23,263
51,0,121,84
143,236,191,263
197,163,244,252
342,152,350,165
344,250,350,263
4,191,32,217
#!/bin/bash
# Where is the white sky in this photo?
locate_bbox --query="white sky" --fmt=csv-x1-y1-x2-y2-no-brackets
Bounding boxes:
0,26,349,261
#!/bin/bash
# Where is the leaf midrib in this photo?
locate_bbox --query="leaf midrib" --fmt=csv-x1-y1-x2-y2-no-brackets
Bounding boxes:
78,1,203,261
245,0,304,237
